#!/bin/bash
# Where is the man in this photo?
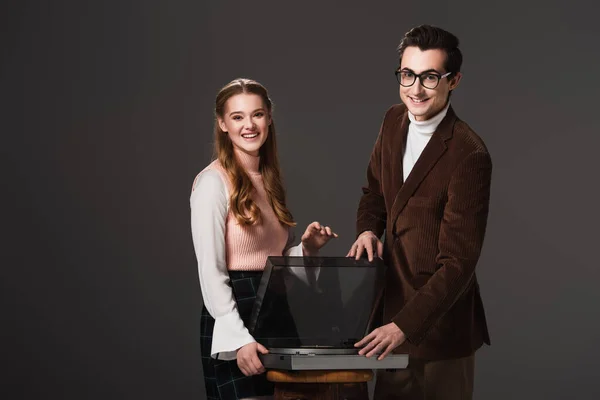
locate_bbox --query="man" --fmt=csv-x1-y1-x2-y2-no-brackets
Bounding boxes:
347,25,492,399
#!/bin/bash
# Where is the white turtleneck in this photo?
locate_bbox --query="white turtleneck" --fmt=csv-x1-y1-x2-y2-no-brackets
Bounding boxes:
403,102,450,182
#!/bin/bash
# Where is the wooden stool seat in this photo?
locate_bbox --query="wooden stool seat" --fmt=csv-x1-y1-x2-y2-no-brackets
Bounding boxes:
267,369,373,383
267,370,373,400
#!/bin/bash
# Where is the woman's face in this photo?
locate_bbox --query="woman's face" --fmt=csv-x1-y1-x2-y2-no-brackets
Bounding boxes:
218,93,271,157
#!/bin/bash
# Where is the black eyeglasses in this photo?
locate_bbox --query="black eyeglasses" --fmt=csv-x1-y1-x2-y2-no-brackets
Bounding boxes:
395,69,452,89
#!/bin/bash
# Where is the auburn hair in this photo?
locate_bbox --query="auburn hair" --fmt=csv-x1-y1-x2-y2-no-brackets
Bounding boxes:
213,78,296,227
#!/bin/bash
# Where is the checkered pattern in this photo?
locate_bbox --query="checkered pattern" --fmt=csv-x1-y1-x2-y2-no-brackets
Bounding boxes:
201,270,274,400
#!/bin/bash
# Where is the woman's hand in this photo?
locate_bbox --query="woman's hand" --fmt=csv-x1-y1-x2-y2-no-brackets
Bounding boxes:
237,342,269,376
301,221,338,256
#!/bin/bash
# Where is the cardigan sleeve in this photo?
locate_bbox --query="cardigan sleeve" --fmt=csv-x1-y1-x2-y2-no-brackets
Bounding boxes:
282,228,320,281
283,228,304,257
190,169,255,360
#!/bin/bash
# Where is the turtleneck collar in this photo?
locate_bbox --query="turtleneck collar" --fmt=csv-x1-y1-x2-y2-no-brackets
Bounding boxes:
234,147,261,176
408,101,451,135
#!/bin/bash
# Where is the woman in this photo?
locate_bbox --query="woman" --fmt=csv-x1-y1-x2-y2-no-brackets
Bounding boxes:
190,78,337,400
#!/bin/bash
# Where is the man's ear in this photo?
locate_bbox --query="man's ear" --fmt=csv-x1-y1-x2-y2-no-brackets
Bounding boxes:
449,72,462,91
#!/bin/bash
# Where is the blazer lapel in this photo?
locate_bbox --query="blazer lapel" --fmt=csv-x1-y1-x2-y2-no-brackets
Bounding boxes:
393,111,409,192
389,106,457,228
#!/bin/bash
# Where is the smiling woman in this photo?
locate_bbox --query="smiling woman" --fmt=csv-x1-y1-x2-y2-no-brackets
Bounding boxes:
190,78,339,400
217,93,271,157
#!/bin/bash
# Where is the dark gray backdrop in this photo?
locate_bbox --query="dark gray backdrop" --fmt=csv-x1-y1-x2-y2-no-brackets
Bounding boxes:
3,0,599,399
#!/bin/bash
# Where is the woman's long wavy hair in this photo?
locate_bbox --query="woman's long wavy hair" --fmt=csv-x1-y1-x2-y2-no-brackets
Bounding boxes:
213,78,296,227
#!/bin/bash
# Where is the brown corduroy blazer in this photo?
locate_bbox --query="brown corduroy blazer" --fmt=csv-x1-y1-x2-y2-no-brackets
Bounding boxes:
356,103,492,360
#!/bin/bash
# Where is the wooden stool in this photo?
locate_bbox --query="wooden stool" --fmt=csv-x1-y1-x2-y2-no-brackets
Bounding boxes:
266,369,373,400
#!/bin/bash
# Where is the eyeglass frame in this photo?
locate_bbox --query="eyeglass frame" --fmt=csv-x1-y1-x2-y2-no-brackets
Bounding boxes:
394,68,452,89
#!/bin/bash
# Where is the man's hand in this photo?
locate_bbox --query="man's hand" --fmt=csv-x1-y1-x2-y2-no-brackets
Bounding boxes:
346,230,383,261
236,342,269,376
354,322,406,360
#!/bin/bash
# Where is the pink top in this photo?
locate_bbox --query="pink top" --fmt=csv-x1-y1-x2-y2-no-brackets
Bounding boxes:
199,150,290,270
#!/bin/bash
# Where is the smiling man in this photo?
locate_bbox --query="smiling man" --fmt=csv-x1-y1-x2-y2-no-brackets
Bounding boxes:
347,25,492,399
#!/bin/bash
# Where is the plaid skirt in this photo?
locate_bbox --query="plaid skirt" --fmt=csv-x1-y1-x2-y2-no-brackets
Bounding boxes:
200,270,273,400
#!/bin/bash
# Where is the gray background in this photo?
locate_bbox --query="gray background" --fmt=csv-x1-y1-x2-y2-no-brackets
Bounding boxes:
3,0,599,399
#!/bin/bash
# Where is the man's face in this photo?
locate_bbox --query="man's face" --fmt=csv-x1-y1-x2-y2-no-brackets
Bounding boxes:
398,46,461,121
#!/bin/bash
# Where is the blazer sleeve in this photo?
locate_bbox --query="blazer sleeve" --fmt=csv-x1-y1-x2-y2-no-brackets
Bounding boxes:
190,169,255,360
356,109,394,238
392,150,493,345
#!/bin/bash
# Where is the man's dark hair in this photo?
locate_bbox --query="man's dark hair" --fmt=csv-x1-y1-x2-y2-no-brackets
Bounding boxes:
397,25,463,77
